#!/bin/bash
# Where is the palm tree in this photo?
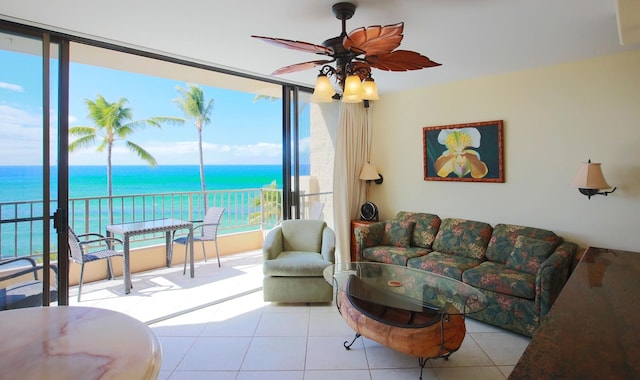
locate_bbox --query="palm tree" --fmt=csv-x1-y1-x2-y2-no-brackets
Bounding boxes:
173,84,214,206
69,94,183,199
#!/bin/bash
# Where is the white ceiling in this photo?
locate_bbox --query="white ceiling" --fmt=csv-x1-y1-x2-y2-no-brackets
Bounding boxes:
1,0,638,95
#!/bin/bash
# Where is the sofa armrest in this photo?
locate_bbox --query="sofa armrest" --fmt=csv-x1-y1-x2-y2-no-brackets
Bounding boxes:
536,242,578,317
321,226,336,264
354,221,385,261
263,226,284,261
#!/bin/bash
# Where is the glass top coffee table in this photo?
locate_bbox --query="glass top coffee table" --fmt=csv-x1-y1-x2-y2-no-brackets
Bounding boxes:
324,262,487,379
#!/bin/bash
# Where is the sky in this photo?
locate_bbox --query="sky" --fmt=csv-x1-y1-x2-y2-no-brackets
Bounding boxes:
0,49,310,166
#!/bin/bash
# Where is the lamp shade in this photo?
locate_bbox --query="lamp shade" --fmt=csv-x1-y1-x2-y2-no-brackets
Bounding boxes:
362,78,380,100
571,161,611,189
359,163,381,181
311,74,335,103
342,75,365,103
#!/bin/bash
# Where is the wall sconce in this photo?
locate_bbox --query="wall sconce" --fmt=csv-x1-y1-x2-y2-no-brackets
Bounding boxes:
359,162,383,184
571,159,616,199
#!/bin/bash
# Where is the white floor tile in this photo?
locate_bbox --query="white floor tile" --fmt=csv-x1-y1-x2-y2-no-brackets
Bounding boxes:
236,370,304,380
308,309,354,337
470,332,530,366
177,337,252,371
254,311,310,336
435,366,507,380
371,368,439,380
304,370,372,380
156,336,196,372
429,334,493,367
241,337,307,370
70,251,529,379
168,370,237,380
363,339,423,369
305,336,369,370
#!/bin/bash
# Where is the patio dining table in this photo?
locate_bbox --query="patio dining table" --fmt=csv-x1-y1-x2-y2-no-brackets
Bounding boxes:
107,218,194,294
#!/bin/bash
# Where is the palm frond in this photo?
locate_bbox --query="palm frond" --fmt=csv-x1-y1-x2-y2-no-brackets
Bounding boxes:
148,116,185,127
126,141,158,167
69,126,96,136
68,135,96,152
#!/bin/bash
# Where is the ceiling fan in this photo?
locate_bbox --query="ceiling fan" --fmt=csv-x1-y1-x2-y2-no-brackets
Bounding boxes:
252,2,441,102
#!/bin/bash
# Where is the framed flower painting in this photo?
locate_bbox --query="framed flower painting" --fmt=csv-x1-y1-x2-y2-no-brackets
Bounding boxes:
423,120,504,182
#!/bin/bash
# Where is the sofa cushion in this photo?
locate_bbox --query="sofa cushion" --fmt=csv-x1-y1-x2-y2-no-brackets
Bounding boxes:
263,251,331,276
432,218,493,260
505,235,557,275
382,220,415,248
362,246,431,266
462,262,536,299
485,223,561,264
406,251,484,281
396,211,441,249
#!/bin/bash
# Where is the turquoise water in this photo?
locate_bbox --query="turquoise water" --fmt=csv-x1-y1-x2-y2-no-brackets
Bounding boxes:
0,164,298,258
0,165,288,202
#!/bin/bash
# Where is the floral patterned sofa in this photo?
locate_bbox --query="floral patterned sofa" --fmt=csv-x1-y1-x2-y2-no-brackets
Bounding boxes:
354,211,578,337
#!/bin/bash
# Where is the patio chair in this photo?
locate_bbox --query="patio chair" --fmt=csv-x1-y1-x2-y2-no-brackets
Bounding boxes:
68,227,123,301
173,207,225,273
0,257,58,310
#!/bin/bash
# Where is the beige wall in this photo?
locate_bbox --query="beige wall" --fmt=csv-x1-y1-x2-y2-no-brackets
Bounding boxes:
370,49,640,252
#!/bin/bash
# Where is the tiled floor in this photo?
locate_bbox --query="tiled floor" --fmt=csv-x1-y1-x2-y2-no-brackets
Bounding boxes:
69,251,530,380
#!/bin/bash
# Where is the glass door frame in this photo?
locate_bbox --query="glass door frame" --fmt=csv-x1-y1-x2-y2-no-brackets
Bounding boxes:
0,20,71,306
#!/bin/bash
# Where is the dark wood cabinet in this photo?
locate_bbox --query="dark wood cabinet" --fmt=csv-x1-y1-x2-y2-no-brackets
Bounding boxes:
509,247,640,379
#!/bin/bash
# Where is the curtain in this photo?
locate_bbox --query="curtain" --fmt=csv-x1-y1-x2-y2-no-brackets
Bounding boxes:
332,103,369,263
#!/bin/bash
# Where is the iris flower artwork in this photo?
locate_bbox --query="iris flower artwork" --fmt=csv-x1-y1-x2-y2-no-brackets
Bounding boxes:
423,120,504,183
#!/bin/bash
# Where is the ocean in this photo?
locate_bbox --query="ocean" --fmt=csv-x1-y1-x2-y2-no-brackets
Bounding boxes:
0,164,294,202
0,164,302,257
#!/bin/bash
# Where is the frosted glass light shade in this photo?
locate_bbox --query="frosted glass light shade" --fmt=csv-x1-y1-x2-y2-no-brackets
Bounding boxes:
571,161,611,189
342,75,365,103
311,75,335,103
362,78,380,100
359,163,381,180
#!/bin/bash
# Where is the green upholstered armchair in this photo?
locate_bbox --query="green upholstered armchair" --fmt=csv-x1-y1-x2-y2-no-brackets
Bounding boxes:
263,219,335,303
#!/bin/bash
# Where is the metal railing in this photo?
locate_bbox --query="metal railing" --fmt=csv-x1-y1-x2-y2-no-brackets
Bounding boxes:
0,188,284,260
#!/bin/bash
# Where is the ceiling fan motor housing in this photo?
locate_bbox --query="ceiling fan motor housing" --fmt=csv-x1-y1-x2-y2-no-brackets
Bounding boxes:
332,2,356,21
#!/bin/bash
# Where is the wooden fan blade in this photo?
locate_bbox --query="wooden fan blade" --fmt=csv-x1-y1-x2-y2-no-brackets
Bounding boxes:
344,23,404,56
251,35,333,55
272,60,334,75
367,50,441,71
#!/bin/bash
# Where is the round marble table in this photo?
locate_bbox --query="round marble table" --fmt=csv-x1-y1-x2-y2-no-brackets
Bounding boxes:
0,306,162,379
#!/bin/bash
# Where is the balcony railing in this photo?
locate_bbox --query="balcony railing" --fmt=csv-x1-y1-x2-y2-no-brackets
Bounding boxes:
0,188,288,260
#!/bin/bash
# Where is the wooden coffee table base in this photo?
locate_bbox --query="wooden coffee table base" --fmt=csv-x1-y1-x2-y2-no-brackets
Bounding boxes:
338,290,466,379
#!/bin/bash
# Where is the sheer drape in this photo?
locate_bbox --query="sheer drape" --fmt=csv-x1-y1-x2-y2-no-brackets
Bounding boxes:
332,103,370,263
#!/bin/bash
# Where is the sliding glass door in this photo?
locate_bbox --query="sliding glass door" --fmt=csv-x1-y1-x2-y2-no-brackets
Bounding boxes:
0,26,69,307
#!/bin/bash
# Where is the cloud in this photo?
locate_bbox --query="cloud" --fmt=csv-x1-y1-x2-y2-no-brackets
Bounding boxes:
0,82,23,92
67,140,285,166
0,104,41,128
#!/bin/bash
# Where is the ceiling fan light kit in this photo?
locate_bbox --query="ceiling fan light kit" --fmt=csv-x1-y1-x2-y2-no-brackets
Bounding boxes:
252,2,440,104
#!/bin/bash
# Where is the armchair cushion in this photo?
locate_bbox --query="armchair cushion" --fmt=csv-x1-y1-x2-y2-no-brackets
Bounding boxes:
505,235,558,275
281,219,325,253
263,251,329,277
382,220,415,248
